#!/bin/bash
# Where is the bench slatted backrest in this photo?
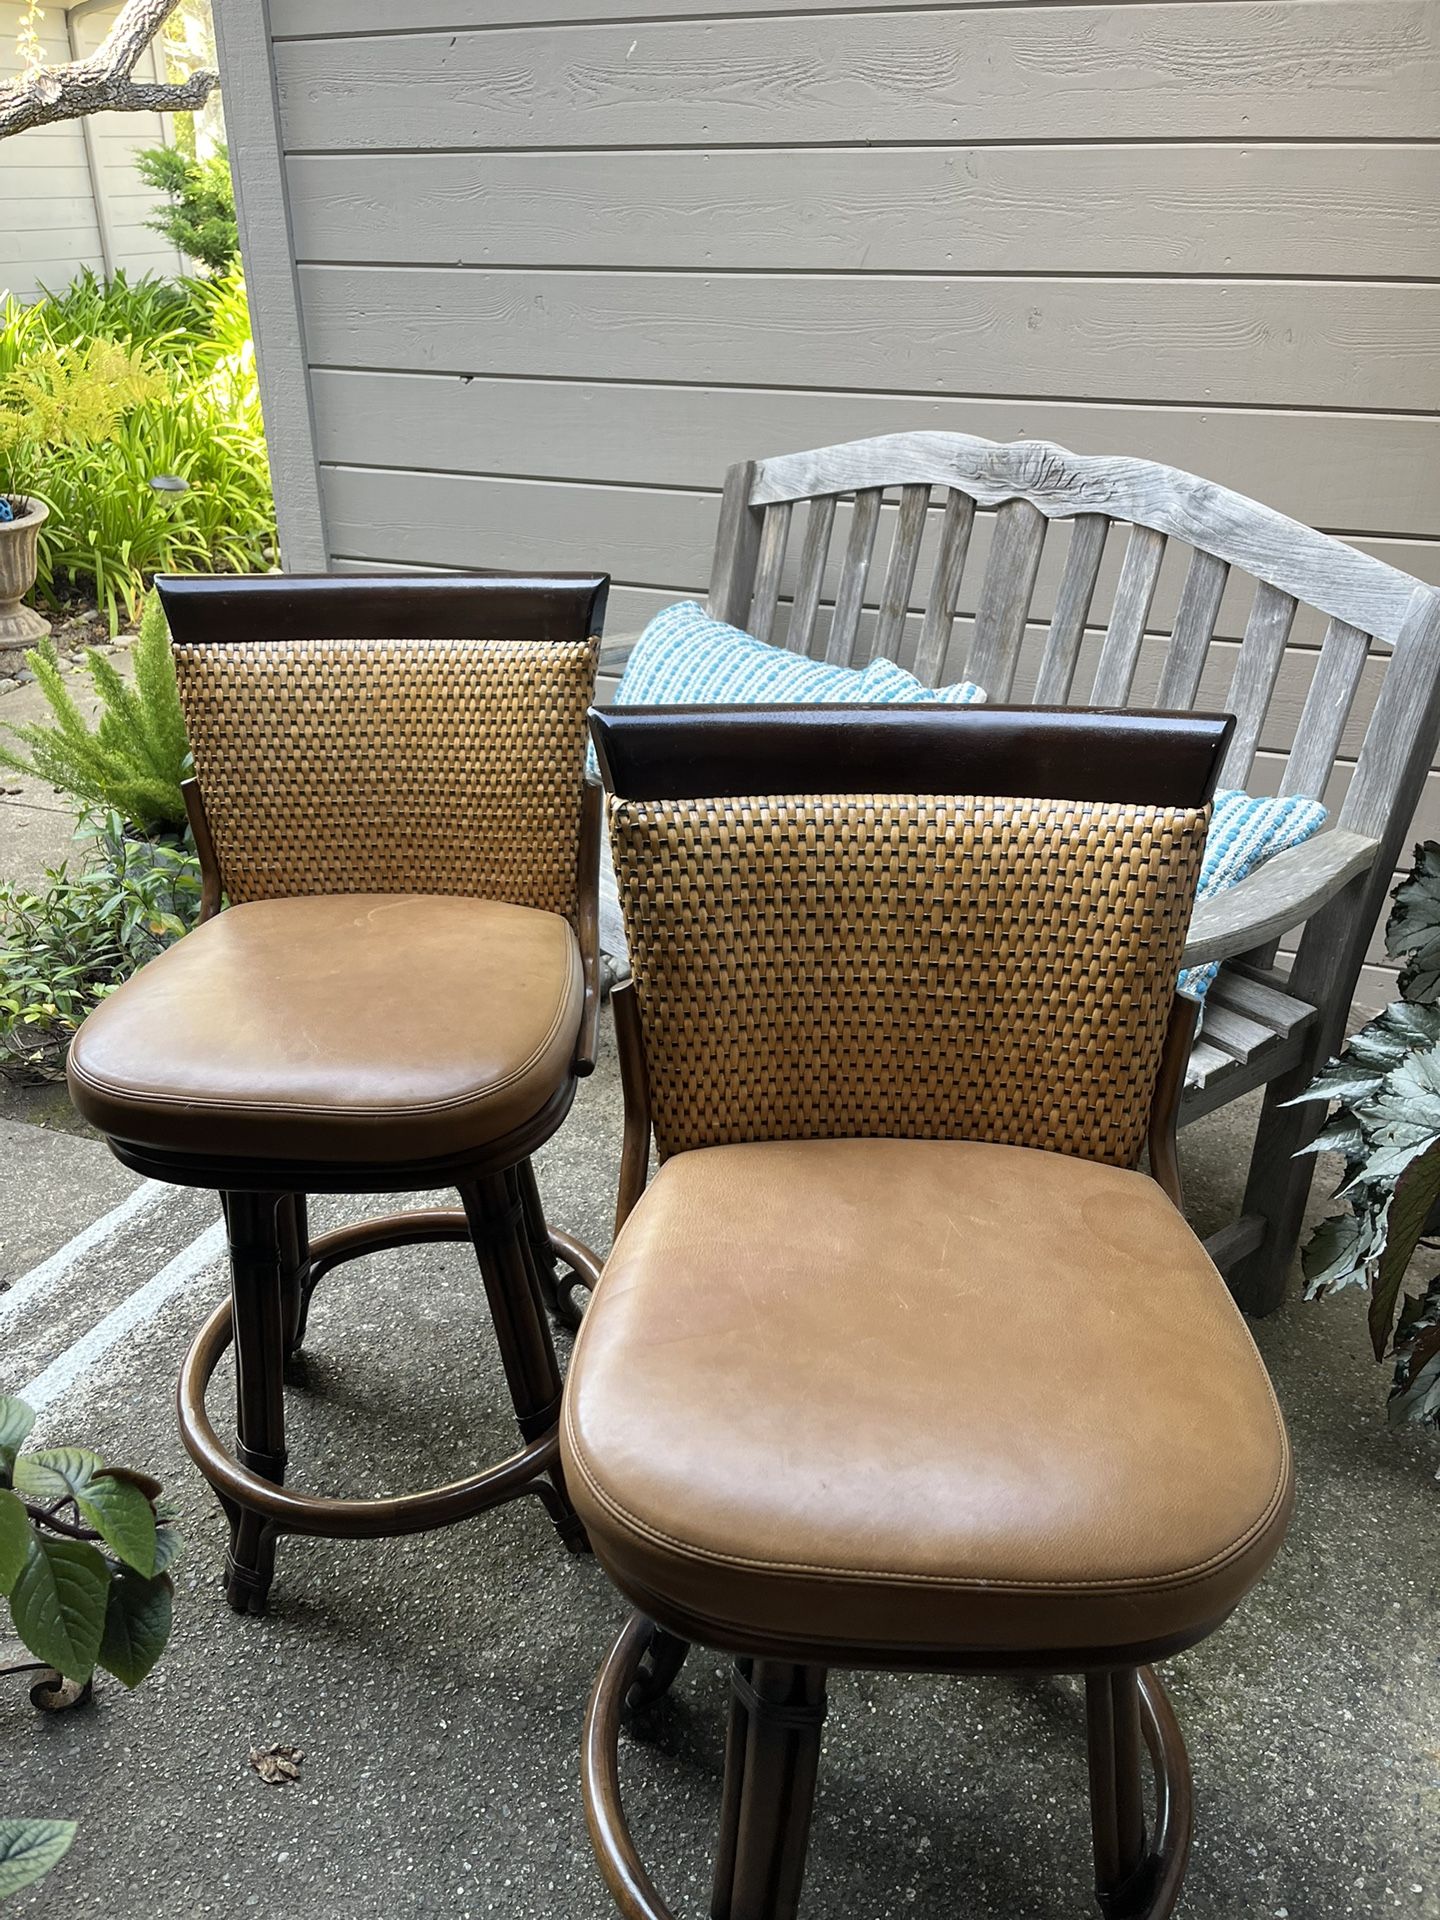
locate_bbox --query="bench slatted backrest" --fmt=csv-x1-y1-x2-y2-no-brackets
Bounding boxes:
705,435,1440,843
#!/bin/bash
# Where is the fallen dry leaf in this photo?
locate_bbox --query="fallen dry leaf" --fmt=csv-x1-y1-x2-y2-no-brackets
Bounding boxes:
249,1742,304,1785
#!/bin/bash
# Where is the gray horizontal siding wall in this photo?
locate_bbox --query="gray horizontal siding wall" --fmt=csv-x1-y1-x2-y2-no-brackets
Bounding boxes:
230,0,1440,1011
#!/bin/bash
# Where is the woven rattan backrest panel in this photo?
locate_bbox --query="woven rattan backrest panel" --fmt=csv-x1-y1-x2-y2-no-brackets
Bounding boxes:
175,637,598,912
611,792,1207,1164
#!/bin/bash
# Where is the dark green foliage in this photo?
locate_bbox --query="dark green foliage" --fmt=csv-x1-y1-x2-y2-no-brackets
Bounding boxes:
0,809,203,1081
0,1821,76,1901
134,146,238,275
1294,844,1440,1426
0,591,191,830
0,1393,179,1692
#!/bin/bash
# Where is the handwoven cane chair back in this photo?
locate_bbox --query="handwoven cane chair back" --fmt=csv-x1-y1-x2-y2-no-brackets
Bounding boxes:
157,574,606,919
594,706,1231,1168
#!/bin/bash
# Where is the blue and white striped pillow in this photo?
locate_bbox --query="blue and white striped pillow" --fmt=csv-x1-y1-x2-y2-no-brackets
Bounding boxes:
613,601,987,709
1179,789,1328,1002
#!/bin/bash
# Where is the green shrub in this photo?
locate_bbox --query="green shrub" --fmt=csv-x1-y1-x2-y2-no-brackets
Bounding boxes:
0,267,203,372
135,145,238,275
0,265,275,629
0,592,191,832
1295,844,1440,1427
0,811,202,1082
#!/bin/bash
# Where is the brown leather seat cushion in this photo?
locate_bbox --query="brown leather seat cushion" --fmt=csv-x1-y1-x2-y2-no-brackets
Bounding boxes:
68,894,582,1166
562,1138,1293,1661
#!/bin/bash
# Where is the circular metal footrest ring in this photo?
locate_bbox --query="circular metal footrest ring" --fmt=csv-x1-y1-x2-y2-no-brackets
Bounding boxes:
547,1225,604,1328
1129,1665,1193,1920
178,1292,568,1544
582,1614,683,1920
579,1617,1195,1920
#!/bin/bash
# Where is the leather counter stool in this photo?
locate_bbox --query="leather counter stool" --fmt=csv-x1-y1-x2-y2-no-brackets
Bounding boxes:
67,572,609,1614
563,705,1294,1920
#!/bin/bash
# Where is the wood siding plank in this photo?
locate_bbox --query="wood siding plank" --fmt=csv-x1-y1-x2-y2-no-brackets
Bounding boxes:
306,370,1440,541
296,267,1440,414
284,145,1440,278
274,7,1440,151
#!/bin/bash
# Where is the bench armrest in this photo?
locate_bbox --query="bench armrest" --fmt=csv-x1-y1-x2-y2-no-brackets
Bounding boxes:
598,630,643,684
1180,828,1382,970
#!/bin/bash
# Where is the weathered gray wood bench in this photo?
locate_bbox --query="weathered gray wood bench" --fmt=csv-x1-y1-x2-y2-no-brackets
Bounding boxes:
598,434,1440,1315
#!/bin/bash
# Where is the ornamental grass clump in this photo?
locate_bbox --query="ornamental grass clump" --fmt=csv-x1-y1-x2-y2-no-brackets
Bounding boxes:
1294,844,1440,1427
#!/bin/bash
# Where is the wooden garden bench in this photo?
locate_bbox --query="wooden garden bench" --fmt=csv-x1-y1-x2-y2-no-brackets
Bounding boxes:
597,434,1440,1315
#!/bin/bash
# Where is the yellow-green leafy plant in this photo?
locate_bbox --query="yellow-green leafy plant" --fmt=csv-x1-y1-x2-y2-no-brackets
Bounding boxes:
0,589,192,833
0,339,166,490
0,263,275,629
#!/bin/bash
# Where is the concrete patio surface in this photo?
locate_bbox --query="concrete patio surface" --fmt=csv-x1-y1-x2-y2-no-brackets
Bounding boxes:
1,1017,1437,1919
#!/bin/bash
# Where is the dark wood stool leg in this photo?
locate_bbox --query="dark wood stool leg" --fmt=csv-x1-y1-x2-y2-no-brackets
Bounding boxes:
626,1624,692,1717
514,1159,563,1319
713,1659,827,1920
516,1157,590,1330
458,1172,587,1552
276,1193,312,1359
1086,1668,1158,1918
222,1190,288,1616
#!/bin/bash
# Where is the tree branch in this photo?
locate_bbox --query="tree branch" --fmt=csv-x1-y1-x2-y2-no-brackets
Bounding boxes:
0,0,217,142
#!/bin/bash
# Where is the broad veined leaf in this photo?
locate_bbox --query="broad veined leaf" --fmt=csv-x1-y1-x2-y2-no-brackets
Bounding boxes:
151,1524,184,1577
98,1567,173,1688
0,1488,29,1596
1288,1058,1390,1109
75,1471,157,1577
0,1818,77,1899
12,1446,100,1504
1376,1000,1440,1050
1386,844,1440,1002
1367,1143,1440,1359
1387,1275,1440,1427
1302,1209,1380,1297
1388,1342,1440,1426
8,1532,109,1683
1299,1111,1367,1161
0,1395,35,1486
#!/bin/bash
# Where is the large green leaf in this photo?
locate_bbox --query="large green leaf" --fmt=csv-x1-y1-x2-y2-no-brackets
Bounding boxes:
12,1447,100,1505
1388,1342,1440,1426
98,1568,172,1689
1388,1276,1440,1428
1385,843,1440,1002
75,1472,156,1578
1355,1047,1440,1185
151,1525,184,1577
0,1818,76,1899
0,1489,28,1597
0,1397,34,1487
1302,1209,1377,1297
1368,1143,1440,1358
7,1533,109,1683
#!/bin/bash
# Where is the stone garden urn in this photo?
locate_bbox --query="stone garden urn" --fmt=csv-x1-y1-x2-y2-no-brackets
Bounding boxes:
0,497,51,647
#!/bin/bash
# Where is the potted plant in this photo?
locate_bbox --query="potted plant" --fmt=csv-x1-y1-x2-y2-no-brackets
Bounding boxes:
0,495,49,649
